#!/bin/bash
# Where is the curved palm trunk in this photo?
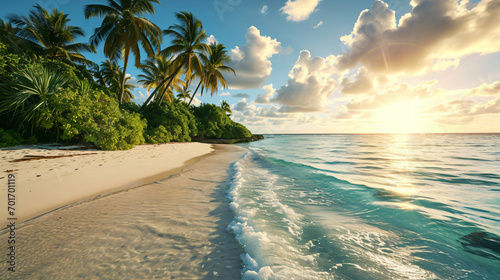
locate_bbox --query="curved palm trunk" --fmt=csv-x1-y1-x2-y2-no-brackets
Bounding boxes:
141,64,183,109
187,80,203,106
119,47,130,104
158,65,184,104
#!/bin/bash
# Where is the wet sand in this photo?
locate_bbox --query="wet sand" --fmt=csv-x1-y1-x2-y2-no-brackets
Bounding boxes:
0,144,247,279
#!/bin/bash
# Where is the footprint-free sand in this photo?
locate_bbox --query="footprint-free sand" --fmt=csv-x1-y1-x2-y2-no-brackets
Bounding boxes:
0,143,246,279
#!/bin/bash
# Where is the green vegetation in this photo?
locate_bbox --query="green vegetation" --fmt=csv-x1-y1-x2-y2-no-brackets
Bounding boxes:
84,0,162,104
142,102,196,143
0,2,255,150
193,104,251,139
0,128,36,148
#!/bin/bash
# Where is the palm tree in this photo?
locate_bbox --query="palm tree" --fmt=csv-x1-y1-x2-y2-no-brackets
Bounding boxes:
8,4,96,65
221,100,232,116
0,19,35,55
84,0,162,104
138,54,184,103
176,92,189,102
99,60,135,102
90,64,108,87
176,85,191,102
187,42,235,106
100,59,121,87
113,71,136,102
142,11,208,107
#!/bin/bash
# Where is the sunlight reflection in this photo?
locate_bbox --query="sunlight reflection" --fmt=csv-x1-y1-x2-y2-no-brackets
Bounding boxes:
385,134,417,197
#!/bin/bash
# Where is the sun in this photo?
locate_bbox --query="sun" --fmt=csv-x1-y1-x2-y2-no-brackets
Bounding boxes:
374,99,422,133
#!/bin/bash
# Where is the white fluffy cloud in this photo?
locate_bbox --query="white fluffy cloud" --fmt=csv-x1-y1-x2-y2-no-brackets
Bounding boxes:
225,26,282,89
313,21,323,29
272,50,337,112
255,84,276,104
337,0,500,75
207,35,217,45
280,0,322,21
340,67,374,95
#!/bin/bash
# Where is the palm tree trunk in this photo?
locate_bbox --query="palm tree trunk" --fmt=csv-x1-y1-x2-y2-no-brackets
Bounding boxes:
120,47,130,105
141,64,183,109
158,65,183,104
187,80,203,106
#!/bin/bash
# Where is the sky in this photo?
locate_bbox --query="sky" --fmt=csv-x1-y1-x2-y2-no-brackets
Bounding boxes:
2,0,500,134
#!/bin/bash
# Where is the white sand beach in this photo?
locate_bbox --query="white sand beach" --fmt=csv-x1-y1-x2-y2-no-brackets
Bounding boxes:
0,143,213,223
0,144,247,279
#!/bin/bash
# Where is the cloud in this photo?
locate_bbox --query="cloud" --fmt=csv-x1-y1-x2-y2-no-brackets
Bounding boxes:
231,99,288,120
337,0,500,75
255,84,275,104
207,35,217,45
124,73,143,89
427,98,500,124
260,5,268,14
220,92,230,96
271,50,337,112
280,0,322,21
336,80,443,119
232,93,251,98
192,97,202,107
313,21,323,29
137,91,145,98
340,67,374,95
225,26,282,89
234,98,249,112
469,81,500,96
334,79,500,127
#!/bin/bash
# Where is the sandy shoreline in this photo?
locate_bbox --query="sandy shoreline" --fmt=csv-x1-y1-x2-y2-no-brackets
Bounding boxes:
0,144,247,279
0,142,214,223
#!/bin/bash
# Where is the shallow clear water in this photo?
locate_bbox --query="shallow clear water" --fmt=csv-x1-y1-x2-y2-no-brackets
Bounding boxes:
229,134,500,279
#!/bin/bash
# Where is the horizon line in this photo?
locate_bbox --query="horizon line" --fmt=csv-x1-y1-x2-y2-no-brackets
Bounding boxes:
259,132,500,135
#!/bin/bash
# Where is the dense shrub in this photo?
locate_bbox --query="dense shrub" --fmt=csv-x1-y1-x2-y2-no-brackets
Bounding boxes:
0,43,21,77
1,42,254,149
0,128,37,148
38,58,95,84
142,102,197,143
193,103,252,139
48,88,146,150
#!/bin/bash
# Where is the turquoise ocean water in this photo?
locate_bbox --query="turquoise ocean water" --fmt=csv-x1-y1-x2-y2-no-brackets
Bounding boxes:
229,134,500,279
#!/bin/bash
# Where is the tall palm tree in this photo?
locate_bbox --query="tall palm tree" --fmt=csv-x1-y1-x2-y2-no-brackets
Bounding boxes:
221,100,232,116
7,4,96,64
187,42,235,106
138,54,184,103
84,0,162,104
142,11,208,107
205,43,235,95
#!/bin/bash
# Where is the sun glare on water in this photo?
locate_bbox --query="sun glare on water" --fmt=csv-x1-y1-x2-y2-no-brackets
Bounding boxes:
375,100,422,133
